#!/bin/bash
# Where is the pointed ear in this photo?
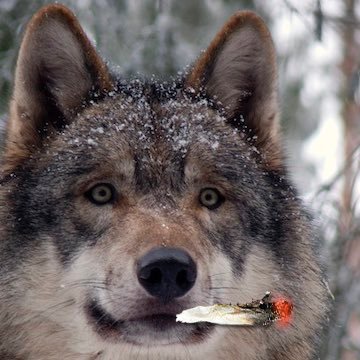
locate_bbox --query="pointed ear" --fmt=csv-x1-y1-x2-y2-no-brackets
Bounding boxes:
5,4,112,167
186,11,281,169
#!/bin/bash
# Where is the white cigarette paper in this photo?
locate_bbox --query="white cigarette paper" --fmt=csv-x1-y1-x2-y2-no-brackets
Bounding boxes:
176,304,265,325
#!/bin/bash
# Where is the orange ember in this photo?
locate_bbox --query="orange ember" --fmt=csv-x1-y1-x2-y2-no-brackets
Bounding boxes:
272,298,293,327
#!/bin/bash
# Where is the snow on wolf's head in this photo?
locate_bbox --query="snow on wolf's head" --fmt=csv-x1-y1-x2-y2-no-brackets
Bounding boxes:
0,4,327,360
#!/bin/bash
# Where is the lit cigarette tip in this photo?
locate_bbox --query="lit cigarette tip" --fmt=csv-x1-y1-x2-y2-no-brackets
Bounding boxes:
272,298,293,327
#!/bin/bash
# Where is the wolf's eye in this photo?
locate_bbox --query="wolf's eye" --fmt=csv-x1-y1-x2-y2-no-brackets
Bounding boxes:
86,183,115,205
199,188,224,210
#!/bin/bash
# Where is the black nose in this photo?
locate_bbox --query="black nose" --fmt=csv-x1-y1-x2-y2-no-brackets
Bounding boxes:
137,247,197,302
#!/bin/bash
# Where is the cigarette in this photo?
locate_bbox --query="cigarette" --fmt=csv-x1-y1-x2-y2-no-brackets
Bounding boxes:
176,292,293,327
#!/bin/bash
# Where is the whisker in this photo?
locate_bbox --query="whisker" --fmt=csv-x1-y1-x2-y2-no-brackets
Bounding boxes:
64,279,112,292
24,298,76,324
208,272,233,278
209,286,240,290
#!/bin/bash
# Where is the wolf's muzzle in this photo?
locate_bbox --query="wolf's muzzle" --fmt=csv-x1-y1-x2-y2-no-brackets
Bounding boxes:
137,247,197,303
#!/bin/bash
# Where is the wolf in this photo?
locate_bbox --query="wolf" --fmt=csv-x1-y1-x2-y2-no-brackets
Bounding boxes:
0,4,328,360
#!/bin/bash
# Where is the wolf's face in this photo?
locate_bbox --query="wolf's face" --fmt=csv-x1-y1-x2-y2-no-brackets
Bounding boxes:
0,5,327,360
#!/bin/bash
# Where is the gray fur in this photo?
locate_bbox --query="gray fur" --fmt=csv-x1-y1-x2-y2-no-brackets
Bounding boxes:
0,5,328,360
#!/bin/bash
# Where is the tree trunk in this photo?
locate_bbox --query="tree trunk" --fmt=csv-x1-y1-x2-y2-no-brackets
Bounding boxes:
326,0,360,359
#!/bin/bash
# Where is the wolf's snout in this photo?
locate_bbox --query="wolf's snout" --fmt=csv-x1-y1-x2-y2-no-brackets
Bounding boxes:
137,247,197,302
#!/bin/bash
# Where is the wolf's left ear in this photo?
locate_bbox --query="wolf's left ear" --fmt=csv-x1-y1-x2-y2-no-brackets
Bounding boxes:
186,11,281,169
5,4,112,166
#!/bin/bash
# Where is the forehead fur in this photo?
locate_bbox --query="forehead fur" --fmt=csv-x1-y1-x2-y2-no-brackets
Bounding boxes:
66,91,232,149
41,89,258,177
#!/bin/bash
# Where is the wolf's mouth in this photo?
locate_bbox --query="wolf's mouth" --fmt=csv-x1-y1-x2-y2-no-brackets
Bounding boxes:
86,300,214,345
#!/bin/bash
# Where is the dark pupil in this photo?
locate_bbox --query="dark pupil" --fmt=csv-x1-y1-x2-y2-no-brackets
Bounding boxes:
98,189,107,198
205,193,213,202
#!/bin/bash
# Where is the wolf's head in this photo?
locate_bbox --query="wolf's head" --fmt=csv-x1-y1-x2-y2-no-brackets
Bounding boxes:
0,5,327,359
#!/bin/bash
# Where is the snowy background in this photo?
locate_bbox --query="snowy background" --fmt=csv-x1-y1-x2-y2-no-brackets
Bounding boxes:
1,1,359,359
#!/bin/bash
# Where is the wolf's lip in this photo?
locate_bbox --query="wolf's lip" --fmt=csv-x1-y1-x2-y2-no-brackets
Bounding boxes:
86,300,214,345
87,300,124,333
87,301,177,331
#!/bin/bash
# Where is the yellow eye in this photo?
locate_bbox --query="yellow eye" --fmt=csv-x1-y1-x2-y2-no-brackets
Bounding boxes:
199,188,224,210
86,183,115,205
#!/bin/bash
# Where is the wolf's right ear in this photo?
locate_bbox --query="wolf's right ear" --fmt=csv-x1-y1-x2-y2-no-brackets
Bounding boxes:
5,4,112,168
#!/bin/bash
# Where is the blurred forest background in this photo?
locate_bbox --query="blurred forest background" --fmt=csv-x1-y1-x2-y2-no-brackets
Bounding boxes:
0,0,359,359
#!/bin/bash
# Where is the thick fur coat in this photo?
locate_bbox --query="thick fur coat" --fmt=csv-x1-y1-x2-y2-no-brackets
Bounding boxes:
0,4,328,359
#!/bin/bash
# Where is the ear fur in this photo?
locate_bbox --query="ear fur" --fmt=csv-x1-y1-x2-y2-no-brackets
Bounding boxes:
4,4,112,169
186,11,282,169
